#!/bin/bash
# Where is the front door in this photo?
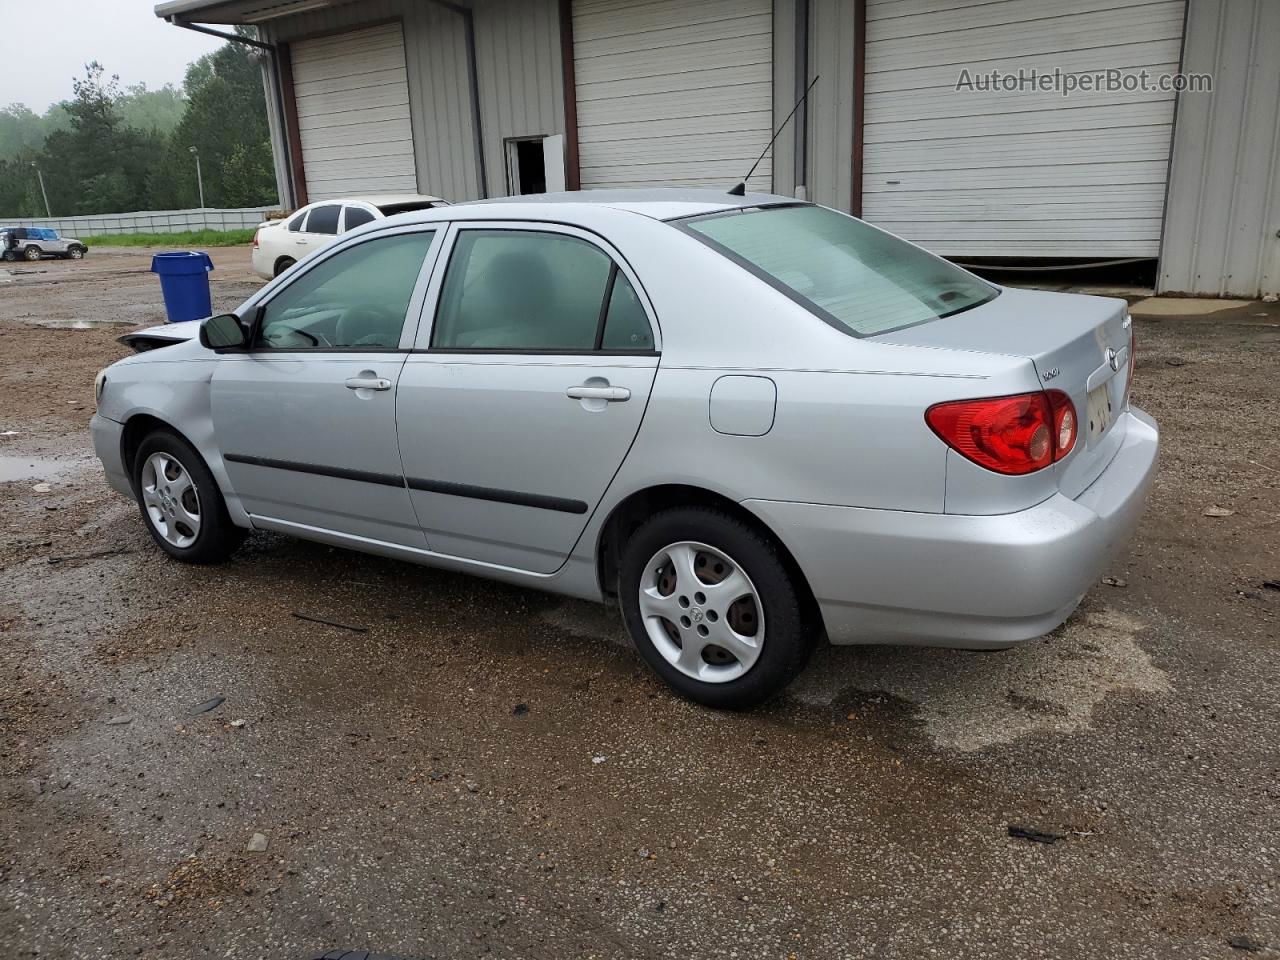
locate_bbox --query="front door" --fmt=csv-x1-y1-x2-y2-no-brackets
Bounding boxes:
397,223,660,574
211,227,440,546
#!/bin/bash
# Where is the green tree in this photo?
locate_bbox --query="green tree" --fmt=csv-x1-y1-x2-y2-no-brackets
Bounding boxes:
1,43,276,218
170,42,276,208
117,83,187,137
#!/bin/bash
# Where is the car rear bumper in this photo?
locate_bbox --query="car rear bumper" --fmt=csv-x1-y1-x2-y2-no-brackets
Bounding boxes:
743,407,1159,648
91,413,132,498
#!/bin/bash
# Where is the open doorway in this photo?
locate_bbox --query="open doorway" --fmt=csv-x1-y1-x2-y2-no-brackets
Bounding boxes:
505,136,547,195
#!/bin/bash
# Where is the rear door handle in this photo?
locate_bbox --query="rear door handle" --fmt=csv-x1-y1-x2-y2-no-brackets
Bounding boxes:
345,376,391,391
566,385,630,402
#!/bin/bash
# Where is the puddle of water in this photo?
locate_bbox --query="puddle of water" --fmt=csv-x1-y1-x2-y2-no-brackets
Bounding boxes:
0,455,71,483
792,608,1170,752
27,317,137,329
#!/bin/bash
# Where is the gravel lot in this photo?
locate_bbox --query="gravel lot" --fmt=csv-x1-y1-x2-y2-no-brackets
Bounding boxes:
1,248,1277,960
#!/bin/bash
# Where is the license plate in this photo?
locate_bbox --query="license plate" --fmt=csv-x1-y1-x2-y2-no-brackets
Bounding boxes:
1086,383,1114,443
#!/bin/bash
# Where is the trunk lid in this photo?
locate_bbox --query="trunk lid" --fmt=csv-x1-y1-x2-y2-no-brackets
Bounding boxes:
881,286,1132,498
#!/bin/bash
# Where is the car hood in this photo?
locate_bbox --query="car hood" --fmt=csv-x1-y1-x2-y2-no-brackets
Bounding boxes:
118,319,204,352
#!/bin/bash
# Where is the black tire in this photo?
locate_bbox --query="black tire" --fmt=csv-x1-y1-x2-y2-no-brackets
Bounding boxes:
67,245,85,260
1,250,14,262
23,245,40,261
131,429,245,564
618,506,816,709
273,256,296,277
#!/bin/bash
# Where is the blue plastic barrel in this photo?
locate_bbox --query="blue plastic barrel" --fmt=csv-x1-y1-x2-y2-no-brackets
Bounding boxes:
150,251,214,324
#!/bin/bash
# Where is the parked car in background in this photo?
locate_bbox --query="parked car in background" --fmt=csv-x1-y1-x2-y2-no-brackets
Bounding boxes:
251,194,447,280
92,190,1157,708
1,226,87,261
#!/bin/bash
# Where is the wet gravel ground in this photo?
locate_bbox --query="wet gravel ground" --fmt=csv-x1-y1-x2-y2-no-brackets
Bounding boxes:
1,249,1278,959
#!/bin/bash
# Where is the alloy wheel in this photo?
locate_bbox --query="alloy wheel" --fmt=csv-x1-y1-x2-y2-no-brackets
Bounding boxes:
141,452,201,548
638,541,764,683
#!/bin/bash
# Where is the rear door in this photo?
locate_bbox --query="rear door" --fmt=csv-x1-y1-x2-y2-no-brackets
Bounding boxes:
397,222,660,573
210,226,441,546
295,203,342,259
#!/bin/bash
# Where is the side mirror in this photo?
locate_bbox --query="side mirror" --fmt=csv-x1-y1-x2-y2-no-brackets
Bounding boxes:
199,313,248,350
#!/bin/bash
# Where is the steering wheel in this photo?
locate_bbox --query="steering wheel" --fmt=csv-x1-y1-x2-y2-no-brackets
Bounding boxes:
262,324,319,347
336,304,400,348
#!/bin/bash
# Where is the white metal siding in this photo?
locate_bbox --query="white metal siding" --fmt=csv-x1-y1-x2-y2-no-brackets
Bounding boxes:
291,23,418,200
474,0,567,198
1159,0,1280,298
862,0,1186,257
573,0,774,191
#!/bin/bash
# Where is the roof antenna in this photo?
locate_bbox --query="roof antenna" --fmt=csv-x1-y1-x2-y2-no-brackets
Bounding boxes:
728,74,819,197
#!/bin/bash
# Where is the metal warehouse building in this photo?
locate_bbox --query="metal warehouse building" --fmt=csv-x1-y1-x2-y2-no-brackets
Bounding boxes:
156,0,1280,298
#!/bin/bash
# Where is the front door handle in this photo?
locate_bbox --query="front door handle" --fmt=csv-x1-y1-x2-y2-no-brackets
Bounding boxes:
345,376,391,391
566,385,630,402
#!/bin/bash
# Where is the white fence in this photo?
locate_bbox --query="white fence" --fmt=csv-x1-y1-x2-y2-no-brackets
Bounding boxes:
3,206,281,237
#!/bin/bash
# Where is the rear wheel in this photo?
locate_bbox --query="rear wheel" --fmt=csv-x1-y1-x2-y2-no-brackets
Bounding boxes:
23,245,40,261
273,256,295,277
132,430,245,564
618,507,815,708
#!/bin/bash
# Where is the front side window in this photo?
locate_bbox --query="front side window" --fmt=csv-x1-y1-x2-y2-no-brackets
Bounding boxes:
681,204,998,337
433,230,651,352
306,204,341,235
255,231,435,350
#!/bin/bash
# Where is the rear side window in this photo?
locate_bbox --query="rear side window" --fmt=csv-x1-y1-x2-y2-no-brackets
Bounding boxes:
433,230,646,352
343,206,376,231
680,205,997,337
600,272,653,351
287,211,307,231
306,204,341,235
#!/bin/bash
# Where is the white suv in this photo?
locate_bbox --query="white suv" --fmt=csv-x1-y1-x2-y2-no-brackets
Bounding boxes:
250,194,447,280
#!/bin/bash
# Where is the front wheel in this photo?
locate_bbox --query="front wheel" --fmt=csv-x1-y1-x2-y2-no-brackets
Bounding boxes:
618,507,816,708
132,430,245,564
67,246,84,260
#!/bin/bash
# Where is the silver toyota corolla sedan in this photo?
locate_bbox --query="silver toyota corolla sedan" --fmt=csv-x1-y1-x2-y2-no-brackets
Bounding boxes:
91,190,1158,708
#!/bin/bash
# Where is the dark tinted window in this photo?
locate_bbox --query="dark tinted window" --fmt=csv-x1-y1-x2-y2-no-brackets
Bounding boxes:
601,272,653,351
343,206,375,231
256,231,435,350
432,230,612,351
287,211,307,231
306,204,341,235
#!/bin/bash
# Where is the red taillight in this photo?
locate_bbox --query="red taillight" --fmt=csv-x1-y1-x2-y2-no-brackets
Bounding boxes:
926,389,1077,475
252,228,261,249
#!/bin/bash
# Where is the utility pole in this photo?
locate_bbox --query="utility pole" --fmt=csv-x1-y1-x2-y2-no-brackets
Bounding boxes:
189,145,205,217
30,162,51,218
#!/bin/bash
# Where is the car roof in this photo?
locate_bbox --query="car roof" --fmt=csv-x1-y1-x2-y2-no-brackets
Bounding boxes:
465,187,792,221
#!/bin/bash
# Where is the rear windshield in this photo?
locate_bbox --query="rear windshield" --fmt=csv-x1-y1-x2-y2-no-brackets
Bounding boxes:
679,204,998,337
376,200,443,216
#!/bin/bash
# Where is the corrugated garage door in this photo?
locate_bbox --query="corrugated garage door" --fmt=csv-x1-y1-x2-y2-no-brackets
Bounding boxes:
862,0,1186,257
291,23,418,201
573,0,774,191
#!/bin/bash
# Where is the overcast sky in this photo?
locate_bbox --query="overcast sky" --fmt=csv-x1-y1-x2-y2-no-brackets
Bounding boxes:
0,0,226,112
